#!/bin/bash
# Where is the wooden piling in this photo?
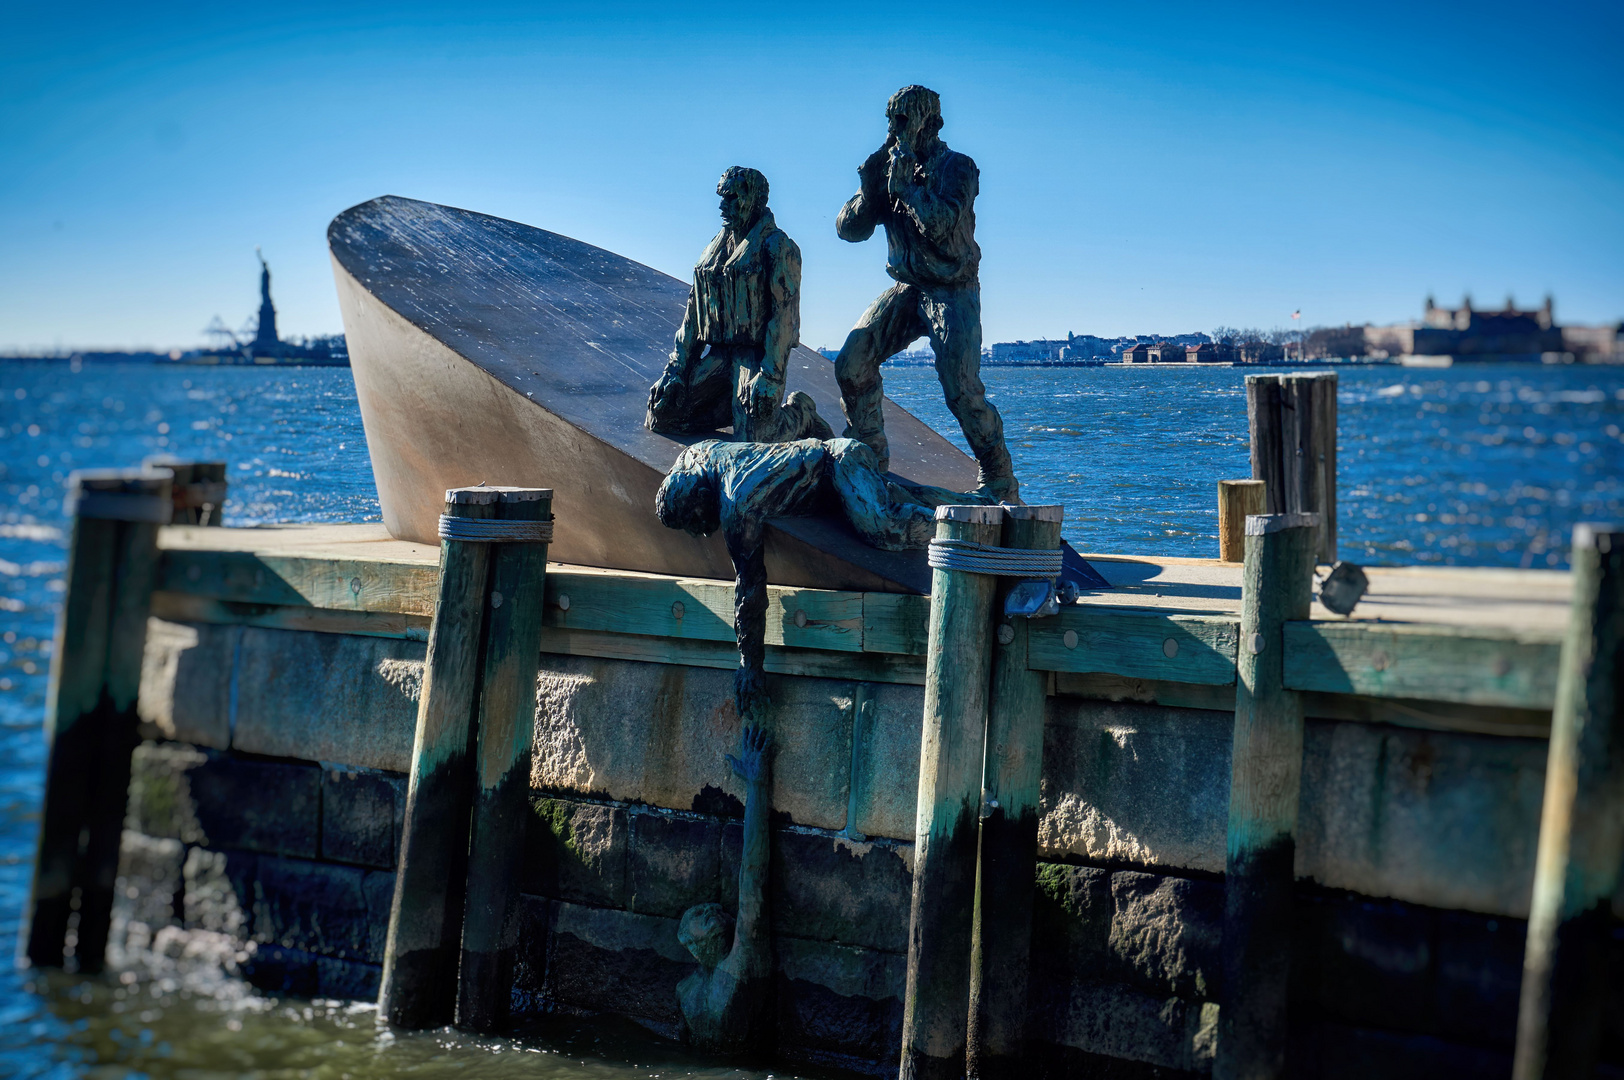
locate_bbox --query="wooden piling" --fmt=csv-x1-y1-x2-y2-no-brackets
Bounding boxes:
1512,523,1624,1080
380,486,499,1029
1215,511,1318,1080
146,457,228,525
458,488,553,1033
21,469,171,971
1218,480,1266,563
1247,372,1337,563
969,505,1062,1080
902,504,1004,1080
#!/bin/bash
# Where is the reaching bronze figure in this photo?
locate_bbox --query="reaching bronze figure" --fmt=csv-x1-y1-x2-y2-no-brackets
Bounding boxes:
833,85,1018,501
677,725,773,1055
647,167,830,443
656,437,988,720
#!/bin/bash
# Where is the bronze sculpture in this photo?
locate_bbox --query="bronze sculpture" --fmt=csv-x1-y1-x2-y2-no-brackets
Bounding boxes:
677,725,773,1054
656,437,987,720
647,167,830,443
832,86,1018,501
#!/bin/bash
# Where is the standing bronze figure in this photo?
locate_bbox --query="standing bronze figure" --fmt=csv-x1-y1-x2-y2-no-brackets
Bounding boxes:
833,85,1018,501
647,166,829,443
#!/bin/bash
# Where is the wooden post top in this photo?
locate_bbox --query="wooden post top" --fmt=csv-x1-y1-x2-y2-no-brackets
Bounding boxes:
1004,504,1063,523
1572,523,1624,552
1245,512,1321,536
444,486,553,506
935,505,1005,524
66,469,174,522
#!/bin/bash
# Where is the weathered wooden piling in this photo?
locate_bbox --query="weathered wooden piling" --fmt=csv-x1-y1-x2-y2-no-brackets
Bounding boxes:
21,469,171,971
1215,511,1318,1080
380,486,499,1028
903,504,1004,1080
969,505,1062,1080
1218,479,1266,563
1512,523,1624,1080
146,457,228,525
1247,372,1337,563
458,488,553,1033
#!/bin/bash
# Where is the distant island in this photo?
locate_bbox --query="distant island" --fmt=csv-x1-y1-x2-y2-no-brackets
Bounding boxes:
818,295,1623,368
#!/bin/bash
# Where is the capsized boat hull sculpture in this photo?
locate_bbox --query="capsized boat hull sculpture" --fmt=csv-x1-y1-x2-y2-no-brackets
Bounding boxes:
329,195,1103,593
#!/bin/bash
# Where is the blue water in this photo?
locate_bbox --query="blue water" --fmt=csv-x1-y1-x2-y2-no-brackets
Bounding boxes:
1,357,1622,1076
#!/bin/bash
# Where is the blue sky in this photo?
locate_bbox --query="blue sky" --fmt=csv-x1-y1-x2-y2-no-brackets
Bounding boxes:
1,1,1619,351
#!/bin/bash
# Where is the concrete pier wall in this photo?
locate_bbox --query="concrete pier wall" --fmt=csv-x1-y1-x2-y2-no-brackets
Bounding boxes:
116,618,1599,1077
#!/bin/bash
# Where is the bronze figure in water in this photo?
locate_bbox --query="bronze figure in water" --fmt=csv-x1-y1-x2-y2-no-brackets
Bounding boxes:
677,725,773,1055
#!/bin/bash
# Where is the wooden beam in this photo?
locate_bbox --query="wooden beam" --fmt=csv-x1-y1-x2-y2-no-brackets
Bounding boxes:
1513,524,1624,1079
903,505,1003,1080
158,548,438,615
1027,607,1239,685
1217,512,1317,1080
542,571,864,653
151,592,430,640
1284,620,1561,710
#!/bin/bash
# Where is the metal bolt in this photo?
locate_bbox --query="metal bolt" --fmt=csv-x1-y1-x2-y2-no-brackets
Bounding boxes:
557,593,571,611
1249,633,1266,655
491,591,503,609
1372,650,1388,671
794,609,808,628
350,576,362,596
997,624,1015,646
672,600,685,621
1063,629,1078,650
1492,656,1511,678
1162,637,1179,659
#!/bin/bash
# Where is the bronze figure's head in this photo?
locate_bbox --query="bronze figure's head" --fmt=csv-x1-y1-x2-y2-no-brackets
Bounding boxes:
655,445,722,536
717,166,768,232
886,85,943,155
678,902,734,969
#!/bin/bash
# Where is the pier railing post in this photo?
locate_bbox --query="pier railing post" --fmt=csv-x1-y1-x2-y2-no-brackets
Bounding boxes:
380,486,499,1028
1513,523,1624,1079
22,468,171,972
1218,480,1266,563
458,488,553,1033
1247,373,1337,564
1216,511,1318,1080
903,504,1004,1080
969,505,1062,1080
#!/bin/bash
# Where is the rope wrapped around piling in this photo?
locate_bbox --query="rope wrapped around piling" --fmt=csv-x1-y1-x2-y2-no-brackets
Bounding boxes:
437,515,555,543
927,538,1063,576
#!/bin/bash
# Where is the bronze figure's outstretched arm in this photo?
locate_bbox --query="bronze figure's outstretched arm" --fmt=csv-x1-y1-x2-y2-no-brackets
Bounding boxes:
726,725,772,979
673,725,774,1055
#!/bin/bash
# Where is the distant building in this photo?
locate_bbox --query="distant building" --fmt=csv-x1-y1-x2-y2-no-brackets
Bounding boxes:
1145,341,1184,363
1120,342,1151,363
1237,342,1285,363
1186,342,1237,363
988,338,1070,364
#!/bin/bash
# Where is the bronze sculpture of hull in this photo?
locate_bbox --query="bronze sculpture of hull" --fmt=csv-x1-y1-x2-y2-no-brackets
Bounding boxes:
328,195,982,593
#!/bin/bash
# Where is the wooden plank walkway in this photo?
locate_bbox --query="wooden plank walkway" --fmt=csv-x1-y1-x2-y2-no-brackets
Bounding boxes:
152,523,1573,714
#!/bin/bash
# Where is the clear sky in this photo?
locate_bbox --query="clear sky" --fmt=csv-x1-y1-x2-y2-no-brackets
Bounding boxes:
1,0,1619,351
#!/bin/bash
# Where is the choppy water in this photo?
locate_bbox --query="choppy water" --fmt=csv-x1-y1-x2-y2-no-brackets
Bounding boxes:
1,357,1622,1077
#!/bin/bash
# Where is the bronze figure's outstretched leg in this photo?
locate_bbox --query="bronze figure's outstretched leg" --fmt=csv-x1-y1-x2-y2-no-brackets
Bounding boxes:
676,726,773,1055
834,284,928,473
922,287,1016,500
